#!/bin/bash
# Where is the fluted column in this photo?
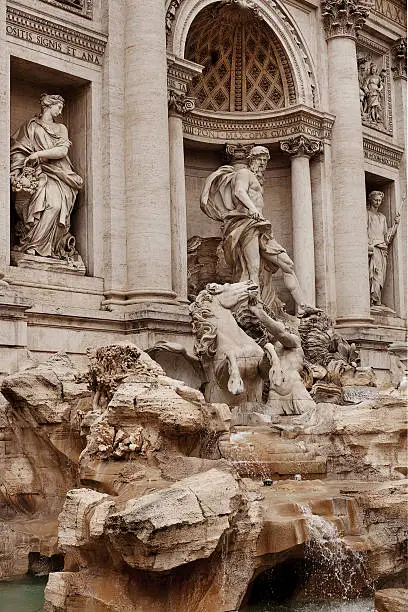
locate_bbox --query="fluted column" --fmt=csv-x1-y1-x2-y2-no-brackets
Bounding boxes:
321,0,372,325
124,0,174,304
281,136,322,307
167,56,202,302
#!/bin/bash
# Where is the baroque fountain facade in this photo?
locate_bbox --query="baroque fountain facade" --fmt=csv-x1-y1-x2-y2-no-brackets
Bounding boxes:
0,0,407,610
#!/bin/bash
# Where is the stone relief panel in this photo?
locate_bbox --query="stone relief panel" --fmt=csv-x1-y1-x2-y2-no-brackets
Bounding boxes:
39,0,93,20
357,36,392,135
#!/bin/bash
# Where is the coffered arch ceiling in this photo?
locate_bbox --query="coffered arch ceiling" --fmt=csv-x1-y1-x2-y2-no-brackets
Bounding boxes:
185,3,295,112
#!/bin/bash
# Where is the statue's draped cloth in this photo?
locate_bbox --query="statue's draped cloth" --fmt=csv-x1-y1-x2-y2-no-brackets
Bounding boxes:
367,209,390,304
10,118,83,257
200,165,285,281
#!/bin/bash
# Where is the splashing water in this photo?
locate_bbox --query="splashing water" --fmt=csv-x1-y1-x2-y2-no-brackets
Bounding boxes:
298,504,373,601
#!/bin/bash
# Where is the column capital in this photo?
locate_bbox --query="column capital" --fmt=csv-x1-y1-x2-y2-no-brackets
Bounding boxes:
225,143,256,164
321,0,373,40
280,136,323,158
168,90,195,116
392,38,407,81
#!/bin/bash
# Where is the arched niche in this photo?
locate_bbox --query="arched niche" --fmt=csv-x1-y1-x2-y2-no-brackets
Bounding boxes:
167,0,319,108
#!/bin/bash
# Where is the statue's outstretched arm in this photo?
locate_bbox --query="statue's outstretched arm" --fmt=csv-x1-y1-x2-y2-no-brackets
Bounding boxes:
249,303,299,349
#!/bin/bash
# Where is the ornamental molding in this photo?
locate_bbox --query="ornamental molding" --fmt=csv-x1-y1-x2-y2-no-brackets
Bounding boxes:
167,53,203,95
39,0,92,20
321,0,374,39
280,135,323,157
182,106,335,144
363,136,404,168
392,37,407,79
6,5,106,66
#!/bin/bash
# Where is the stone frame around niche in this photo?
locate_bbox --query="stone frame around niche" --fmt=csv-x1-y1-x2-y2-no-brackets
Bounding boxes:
38,0,93,20
8,54,97,277
365,171,402,316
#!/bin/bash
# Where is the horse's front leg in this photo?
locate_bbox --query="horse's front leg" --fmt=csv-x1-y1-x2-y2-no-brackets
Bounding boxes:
264,342,284,388
225,352,245,395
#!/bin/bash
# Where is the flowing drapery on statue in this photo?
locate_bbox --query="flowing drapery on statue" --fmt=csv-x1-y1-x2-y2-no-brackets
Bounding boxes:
200,146,316,316
200,165,284,282
10,94,83,262
366,191,400,307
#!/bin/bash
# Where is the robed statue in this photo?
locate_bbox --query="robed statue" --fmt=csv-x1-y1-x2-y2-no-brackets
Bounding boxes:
200,145,315,316
367,190,400,306
10,93,84,266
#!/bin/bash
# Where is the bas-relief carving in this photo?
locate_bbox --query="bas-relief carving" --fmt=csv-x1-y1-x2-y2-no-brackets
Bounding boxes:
367,190,400,307
10,94,85,273
200,145,317,316
358,59,387,125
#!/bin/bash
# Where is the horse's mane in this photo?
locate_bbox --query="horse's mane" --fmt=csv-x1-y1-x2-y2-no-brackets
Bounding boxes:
189,288,218,358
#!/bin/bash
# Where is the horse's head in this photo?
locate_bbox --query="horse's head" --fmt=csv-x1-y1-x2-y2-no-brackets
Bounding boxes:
206,280,258,310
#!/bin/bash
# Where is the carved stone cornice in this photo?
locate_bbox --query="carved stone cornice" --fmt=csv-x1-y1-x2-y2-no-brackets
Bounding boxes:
363,136,404,168
280,135,322,158
6,5,106,66
168,90,195,116
321,0,374,40
392,38,407,80
182,106,335,144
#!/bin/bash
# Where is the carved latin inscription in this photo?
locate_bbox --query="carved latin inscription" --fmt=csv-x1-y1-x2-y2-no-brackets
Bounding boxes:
6,7,106,66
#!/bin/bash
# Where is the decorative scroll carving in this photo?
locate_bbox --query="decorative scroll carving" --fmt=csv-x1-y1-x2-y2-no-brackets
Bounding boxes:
166,0,183,36
392,38,407,79
168,90,195,115
321,0,374,39
6,6,106,66
39,0,93,20
363,137,404,168
280,135,322,158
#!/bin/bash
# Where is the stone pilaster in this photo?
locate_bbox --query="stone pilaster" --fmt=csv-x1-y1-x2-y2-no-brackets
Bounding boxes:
167,55,202,302
124,0,174,305
280,136,322,307
0,0,9,274
391,38,407,319
322,0,373,326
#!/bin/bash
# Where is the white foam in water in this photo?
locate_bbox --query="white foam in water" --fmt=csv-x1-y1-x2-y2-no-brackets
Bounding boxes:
244,598,374,611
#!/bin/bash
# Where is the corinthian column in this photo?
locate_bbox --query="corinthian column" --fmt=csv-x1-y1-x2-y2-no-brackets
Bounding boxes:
124,0,174,304
167,56,202,302
281,136,322,307
321,0,373,325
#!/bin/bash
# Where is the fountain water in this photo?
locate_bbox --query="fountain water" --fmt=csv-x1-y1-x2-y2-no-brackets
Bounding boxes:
298,503,373,601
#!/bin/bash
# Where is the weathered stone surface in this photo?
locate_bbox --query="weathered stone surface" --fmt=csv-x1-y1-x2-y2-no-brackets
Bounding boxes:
375,588,408,612
105,468,241,571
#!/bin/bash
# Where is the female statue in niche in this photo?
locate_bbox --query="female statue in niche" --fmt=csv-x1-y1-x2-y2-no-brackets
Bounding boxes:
10,93,84,265
367,190,400,307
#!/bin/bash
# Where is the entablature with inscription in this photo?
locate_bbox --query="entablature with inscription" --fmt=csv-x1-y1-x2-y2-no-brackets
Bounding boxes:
182,105,335,144
38,0,93,20
363,136,404,168
6,4,106,67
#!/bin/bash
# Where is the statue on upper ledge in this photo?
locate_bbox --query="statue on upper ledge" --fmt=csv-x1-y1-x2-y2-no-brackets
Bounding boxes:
10,94,84,271
200,145,317,317
367,190,400,307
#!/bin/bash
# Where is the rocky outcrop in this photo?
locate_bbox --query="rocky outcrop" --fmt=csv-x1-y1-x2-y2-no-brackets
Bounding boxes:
375,588,408,611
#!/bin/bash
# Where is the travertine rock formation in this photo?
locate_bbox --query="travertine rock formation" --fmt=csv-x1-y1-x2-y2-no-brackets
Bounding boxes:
375,588,408,612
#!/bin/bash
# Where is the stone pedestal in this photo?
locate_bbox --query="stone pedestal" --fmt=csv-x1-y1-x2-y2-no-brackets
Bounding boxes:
322,0,372,326
11,251,86,276
281,136,322,307
0,288,32,375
